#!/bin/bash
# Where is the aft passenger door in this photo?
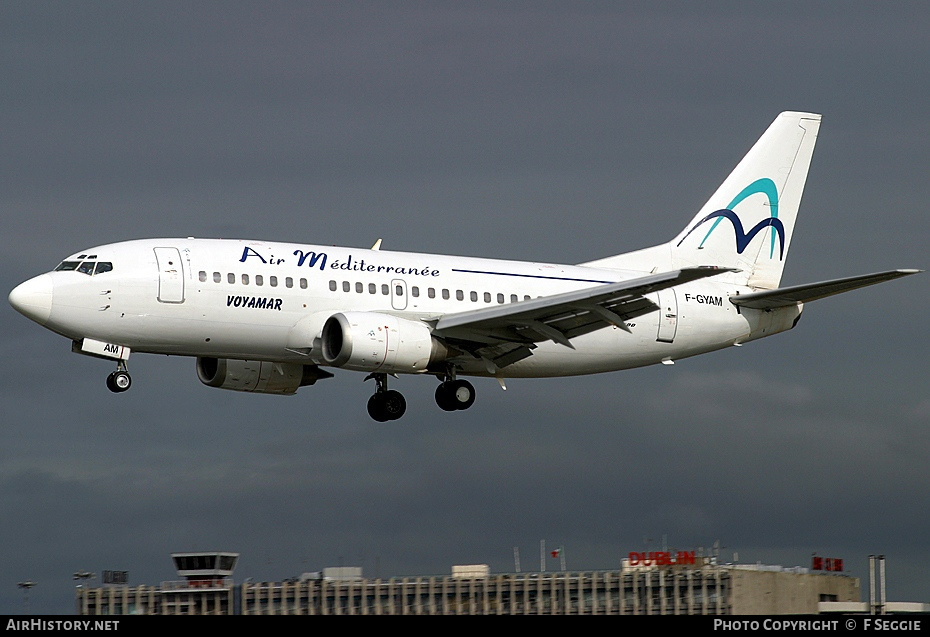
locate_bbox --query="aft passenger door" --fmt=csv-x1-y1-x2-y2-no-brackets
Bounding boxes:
154,247,185,303
655,289,678,343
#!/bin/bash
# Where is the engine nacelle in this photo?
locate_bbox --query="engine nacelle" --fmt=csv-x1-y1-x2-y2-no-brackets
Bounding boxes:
321,311,447,373
196,357,331,395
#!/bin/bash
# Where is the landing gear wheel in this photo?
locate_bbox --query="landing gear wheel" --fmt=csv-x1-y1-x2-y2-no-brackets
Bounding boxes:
449,380,476,410
367,390,407,422
381,389,406,420
106,370,132,393
435,379,475,411
364,373,407,422
367,394,390,422
435,383,457,411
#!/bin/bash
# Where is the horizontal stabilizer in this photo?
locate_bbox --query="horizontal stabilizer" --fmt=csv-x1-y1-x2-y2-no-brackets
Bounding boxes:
729,269,921,310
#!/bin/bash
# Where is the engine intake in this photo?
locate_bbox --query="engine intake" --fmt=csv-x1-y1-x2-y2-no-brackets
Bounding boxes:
321,312,446,373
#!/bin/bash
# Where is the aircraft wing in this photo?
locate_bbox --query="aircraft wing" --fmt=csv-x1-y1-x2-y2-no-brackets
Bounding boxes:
729,269,921,310
431,267,732,369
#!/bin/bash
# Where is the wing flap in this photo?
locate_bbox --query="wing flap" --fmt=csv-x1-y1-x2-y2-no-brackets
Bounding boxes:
729,269,921,310
434,267,732,352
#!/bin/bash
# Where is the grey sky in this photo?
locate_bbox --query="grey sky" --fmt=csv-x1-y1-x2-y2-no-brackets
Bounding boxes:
2,2,928,613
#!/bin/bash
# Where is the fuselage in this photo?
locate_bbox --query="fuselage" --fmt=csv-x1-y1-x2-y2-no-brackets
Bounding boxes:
11,113,917,423
10,238,801,379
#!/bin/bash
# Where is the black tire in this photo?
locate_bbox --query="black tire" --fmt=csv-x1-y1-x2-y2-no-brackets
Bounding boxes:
381,390,406,420
368,391,406,421
436,380,476,411
435,383,458,411
367,394,390,422
449,380,475,410
107,371,131,393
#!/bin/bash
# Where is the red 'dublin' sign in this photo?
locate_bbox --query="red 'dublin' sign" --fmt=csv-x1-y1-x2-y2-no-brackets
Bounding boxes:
812,556,844,572
628,551,696,566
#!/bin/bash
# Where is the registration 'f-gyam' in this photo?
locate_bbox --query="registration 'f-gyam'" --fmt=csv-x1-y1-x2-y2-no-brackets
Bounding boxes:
9,112,920,421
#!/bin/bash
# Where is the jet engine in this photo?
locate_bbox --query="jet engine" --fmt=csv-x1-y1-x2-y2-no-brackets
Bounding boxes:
320,311,447,373
196,357,332,395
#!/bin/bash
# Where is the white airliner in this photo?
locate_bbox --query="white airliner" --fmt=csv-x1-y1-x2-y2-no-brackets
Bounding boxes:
9,112,920,421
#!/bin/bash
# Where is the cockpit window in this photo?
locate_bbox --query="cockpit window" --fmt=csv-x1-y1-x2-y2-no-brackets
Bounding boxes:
55,260,114,275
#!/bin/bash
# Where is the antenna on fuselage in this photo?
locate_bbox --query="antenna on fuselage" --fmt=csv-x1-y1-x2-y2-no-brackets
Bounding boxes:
370,239,382,251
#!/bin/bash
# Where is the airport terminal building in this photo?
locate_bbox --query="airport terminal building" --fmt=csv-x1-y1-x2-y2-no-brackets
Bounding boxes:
75,551,866,615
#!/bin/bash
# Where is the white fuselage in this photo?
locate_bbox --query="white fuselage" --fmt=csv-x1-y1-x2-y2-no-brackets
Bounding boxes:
26,238,800,379
12,114,916,421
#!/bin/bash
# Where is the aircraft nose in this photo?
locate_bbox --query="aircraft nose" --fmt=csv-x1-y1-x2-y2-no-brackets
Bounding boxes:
9,274,53,325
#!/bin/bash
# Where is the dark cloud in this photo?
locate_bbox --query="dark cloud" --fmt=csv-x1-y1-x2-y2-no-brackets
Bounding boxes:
2,2,928,613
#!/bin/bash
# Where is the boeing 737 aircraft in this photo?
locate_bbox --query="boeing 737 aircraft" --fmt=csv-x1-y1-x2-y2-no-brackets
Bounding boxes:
9,112,920,421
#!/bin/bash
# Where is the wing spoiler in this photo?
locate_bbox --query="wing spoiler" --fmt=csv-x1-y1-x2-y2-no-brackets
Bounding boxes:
433,266,734,348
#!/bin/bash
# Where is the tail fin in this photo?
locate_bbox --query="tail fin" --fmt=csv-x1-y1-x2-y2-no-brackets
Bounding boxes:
671,111,821,289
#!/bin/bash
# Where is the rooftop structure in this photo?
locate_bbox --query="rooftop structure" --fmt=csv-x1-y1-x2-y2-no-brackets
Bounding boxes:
75,553,869,616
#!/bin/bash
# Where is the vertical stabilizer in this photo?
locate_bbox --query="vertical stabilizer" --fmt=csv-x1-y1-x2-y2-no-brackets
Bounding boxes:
671,111,821,288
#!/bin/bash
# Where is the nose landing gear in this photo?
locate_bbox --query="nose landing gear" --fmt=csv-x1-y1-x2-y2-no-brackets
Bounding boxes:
106,362,132,393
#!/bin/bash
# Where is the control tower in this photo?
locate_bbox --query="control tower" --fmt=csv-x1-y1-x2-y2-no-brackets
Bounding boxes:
170,551,239,587
158,552,240,614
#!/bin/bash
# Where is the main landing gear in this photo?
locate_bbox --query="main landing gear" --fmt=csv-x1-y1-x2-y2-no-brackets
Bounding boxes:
435,378,476,412
363,371,478,421
365,373,407,422
106,361,131,393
